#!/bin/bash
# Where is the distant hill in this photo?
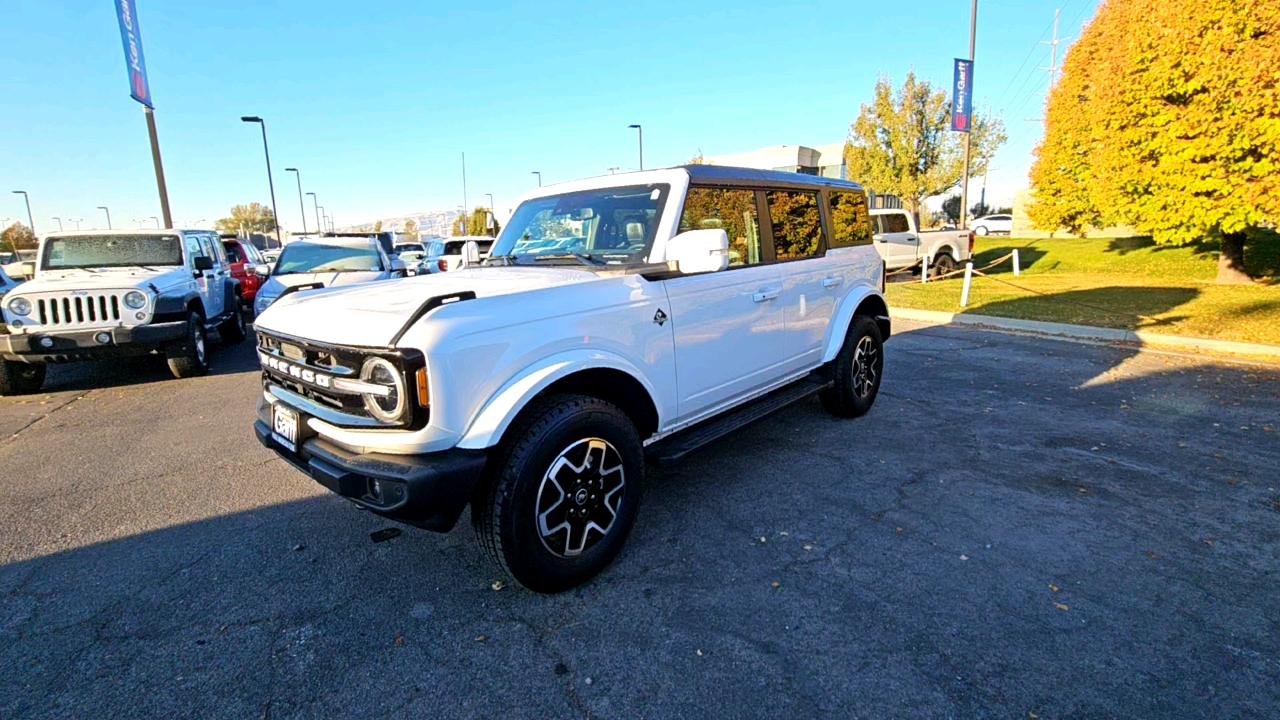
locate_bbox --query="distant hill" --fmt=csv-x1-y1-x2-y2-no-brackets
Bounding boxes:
338,209,462,238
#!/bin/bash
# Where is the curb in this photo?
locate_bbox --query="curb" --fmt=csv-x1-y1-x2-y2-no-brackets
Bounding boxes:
890,307,1280,361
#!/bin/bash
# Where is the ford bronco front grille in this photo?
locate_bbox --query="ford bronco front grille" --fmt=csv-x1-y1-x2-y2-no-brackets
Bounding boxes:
33,292,127,328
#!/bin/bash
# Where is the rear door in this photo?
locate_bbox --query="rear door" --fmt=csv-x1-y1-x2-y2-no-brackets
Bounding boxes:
663,185,785,421
766,188,838,372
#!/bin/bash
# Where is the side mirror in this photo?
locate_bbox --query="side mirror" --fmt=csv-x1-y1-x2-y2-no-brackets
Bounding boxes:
666,229,729,274
253,264,271,277
461,240,481,269
872,234,886,243
193,256,215,271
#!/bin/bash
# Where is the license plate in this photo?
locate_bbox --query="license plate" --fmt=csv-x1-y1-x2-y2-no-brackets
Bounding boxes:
272,404,300,452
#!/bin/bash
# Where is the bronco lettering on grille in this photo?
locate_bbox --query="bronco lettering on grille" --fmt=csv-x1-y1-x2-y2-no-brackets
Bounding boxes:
259,352,333,388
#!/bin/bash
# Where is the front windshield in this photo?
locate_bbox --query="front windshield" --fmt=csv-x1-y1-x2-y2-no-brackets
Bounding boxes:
273,243,383,274
42,234,183,270
394,244,424,254
489,184,669,265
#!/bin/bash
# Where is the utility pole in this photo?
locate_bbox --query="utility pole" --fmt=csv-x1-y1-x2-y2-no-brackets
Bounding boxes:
461,152,468,214
959,0,978,231
1039,9,1067,91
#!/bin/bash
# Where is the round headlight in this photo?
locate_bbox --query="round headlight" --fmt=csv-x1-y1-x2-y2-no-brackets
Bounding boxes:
123,291,148,310
7,297,32,316
361,357,406,423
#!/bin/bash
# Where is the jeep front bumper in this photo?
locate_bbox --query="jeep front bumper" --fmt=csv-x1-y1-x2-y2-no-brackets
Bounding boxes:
0,321,187,362
254,419,487,533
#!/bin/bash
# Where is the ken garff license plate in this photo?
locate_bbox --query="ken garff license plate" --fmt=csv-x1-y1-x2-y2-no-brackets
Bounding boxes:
272,404,300,452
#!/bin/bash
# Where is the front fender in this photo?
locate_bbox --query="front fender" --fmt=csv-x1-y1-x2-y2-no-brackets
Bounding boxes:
822,287,889,363
456,349,662,450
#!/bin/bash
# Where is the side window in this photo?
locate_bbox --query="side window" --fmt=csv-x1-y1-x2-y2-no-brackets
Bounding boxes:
678,187,762,267
183,235,207,267
765,190,824,261
882,213,911,234
224,243,244,264
208,235,229,265
828,190,873,247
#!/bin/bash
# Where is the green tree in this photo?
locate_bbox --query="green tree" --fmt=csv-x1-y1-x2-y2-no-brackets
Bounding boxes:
942,194,962,224
213,203,277,235
373,219,383,233
844,72,1006,221
2,223,37,252
402,219,419,242
1030,0,1280,282
466,207,500,237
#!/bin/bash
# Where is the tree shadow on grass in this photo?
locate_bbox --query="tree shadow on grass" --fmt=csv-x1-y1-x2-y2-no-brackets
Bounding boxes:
1104,232,1280,281
974,244,1048,272
968,285,1199,331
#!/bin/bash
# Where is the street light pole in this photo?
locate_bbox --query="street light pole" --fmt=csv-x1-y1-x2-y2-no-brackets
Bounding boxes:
286,168,308,235
628,124,643,170
306,193,321,237
316,205,325,236
959,0,978,231
531,171,541,187
12,191,35,233
150,216,160,229
97,206,112,229
70,218,82,230
51,217,63,231
241,117,283,245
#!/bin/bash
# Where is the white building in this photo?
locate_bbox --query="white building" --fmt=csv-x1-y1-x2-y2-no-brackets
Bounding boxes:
705,143,847,179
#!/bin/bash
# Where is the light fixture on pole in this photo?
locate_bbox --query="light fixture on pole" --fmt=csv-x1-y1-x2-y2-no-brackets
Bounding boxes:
286,168,307,235
241,117,283,245
97,206,112,229
306,192,321,237
531,171,541,187
316,205,325,235
150,216,160,228
628,124,643,170
70,218,83,230
12,191,35,233
51,216,63,231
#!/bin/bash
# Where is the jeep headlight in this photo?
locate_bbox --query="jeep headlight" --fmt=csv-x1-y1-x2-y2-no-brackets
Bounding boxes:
123,290,148,310
360,357,406,423
7,296,32,316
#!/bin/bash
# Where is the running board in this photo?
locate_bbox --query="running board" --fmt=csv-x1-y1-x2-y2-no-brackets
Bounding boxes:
645,376,831,468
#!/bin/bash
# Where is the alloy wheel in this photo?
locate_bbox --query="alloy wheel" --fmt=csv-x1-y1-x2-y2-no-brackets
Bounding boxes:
535,438,626,558
852,336,879,399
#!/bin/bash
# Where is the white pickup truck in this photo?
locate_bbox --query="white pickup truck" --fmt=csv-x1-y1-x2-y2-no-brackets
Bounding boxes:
870,208,974,277
253,165,890,592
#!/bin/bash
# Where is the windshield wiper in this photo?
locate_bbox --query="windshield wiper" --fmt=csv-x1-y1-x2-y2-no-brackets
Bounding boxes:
484,254,520,266
532,252,603,266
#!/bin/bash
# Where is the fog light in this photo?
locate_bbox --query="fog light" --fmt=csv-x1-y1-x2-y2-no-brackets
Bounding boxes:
94,332,111,345
39,337,54,349
135,311,146,320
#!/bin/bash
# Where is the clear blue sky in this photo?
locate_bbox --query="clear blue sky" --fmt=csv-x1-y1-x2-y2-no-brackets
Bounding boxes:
1,0,1098,233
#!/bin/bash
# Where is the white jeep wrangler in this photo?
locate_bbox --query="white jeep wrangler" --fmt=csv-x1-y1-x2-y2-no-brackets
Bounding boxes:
253,166,890,592
0,229,247,394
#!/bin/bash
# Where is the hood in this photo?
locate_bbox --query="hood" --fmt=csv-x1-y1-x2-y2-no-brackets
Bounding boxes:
21,266,189,295
266,271,388,292
255,266,597,347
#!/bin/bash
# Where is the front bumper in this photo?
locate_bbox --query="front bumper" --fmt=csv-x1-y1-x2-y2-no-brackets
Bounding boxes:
254,419,487,532
0,321,187,362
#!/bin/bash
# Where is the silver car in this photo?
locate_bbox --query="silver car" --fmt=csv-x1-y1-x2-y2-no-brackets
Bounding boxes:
254,236,406,316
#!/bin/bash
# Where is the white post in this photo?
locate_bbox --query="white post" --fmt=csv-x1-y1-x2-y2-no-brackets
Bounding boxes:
960,262,974,307
921,259,928,284
1013,249,1021,276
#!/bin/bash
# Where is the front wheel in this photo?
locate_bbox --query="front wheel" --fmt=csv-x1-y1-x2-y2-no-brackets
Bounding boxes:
0,358,46,395
166,311,210,379
474,394,644,593
820,315,884,418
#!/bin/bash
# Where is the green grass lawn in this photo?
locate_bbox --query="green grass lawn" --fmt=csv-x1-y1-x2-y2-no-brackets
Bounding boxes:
885,234,1280,345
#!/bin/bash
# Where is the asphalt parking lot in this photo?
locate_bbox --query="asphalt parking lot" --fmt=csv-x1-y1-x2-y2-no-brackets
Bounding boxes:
1,321,1277,719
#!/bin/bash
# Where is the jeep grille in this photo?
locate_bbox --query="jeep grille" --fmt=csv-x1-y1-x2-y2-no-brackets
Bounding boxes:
20,291,142,330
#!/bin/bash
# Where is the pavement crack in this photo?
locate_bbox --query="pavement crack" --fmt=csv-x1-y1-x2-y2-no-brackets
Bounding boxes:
4,390,93,444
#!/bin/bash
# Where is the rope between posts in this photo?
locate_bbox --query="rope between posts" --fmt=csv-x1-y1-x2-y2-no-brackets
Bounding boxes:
886,251,1016,279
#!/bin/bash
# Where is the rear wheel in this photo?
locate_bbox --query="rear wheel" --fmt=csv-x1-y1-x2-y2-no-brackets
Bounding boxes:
218,301,247,344
474,394,644,593
974,225,989,236
166,311,210,379
820,315,884,418
0,358,46,395
932,253,957,278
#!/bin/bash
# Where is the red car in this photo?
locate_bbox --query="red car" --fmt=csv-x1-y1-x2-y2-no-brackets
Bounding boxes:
221,237,267,304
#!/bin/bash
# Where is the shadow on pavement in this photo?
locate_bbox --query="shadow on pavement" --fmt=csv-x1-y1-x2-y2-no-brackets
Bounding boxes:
35,334,259,394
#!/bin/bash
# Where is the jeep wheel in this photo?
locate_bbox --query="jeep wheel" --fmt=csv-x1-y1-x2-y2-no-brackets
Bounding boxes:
0,358,46,395
820,315,884,418
474,394,644,593
166,311,210,379
932,253,957,278
218,301,247,344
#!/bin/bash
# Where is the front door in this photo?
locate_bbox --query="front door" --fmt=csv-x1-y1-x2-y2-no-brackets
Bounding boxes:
185,233,223,319
664,186,786,421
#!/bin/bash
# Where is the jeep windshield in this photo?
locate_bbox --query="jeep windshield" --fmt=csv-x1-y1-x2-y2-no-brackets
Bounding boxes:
42,234,183,270
273,243,384,275
487,184,670,266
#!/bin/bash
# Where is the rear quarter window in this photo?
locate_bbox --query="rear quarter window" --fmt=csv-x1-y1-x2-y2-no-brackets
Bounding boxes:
828,190,873,247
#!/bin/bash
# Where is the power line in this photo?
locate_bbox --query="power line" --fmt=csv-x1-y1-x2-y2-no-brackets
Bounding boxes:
992,14,1058,109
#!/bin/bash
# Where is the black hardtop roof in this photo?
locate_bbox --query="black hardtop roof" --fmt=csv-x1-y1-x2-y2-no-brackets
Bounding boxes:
679,164,865,192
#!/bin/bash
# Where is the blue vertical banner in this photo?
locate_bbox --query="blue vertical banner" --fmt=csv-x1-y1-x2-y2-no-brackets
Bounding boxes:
951,58,973,133
114,0,153,107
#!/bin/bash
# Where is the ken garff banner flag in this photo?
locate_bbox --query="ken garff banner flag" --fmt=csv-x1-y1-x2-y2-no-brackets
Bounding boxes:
951,58,973,133
115,0,153,107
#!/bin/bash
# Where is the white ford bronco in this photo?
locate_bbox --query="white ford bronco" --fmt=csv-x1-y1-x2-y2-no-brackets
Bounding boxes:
253,166,890,592
0,229,247,394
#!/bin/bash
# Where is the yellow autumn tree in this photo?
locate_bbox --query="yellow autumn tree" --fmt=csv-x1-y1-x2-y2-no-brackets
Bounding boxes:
1030,0,1280,282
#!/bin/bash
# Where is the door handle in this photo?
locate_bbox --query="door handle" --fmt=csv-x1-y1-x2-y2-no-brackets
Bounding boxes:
752,288,781,303
821,276,844,289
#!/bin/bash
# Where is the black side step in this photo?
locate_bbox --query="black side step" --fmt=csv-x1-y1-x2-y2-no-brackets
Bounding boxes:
645,376,831,468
